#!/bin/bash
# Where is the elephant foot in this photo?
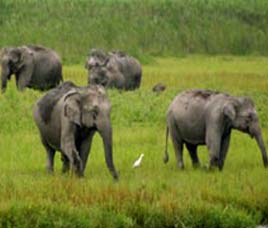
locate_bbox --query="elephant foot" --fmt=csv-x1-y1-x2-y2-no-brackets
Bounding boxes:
62,161,70,174
75,171,84,178
46,166,54,174
263,159,268,168
207,164,218,172
177,162,185,170
218,161,224,171
192,162,201,169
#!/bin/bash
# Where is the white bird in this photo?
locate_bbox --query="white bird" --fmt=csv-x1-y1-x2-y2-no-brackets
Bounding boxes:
132,153,144,168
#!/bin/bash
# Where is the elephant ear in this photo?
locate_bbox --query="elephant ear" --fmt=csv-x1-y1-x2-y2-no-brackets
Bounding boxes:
15,47,34,90
17,46,34,69
223,102,236,121
64,92,82,126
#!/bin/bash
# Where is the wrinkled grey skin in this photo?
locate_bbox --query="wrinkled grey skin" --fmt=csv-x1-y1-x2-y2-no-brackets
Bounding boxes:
164,89,268,170
33,81,118,180
85,49,142,90
1,45,62,92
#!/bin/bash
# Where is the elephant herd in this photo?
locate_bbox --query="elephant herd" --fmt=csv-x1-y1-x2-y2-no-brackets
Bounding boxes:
1,45,267,180
0,45,142,92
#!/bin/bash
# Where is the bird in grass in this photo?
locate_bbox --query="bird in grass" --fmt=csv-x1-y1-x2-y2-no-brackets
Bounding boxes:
132,153,144,168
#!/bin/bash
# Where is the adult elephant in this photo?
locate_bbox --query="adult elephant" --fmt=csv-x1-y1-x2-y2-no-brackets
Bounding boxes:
85,49,142,90
1,45,62,92
164,89,268,170
33,81,118,180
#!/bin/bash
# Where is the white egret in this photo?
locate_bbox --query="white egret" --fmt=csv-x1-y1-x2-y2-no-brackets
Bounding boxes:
132,153,144,168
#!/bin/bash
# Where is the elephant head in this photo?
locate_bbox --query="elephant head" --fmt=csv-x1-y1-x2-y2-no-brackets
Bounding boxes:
85,49,109,69
88,57,125,89
88,66,110,87
63,86,118,179
223,97,268,167
1,46,34,92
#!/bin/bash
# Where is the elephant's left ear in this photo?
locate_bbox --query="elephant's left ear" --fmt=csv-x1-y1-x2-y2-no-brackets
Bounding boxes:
17,47,34,69
223,103,236,121
64,92,82,126
64,102,81,126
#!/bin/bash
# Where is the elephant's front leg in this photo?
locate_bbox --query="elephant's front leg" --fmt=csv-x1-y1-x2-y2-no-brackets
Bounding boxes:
79,131,95,175
206,127,222,170
61,153,70,173
218,133,231,170
61,128,83,177
186,143,200,168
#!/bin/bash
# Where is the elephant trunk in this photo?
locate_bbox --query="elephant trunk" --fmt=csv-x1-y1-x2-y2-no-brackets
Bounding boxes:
99,123,119,180
1,61,10,93
250,123,268,167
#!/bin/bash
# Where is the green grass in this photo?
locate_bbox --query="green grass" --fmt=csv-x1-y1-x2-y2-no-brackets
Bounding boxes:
1,0,268,63
0,56,268,227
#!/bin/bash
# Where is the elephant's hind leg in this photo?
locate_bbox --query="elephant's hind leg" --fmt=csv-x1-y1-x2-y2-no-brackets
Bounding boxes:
41,137,56,173
169,124,184,169
186,143,200,168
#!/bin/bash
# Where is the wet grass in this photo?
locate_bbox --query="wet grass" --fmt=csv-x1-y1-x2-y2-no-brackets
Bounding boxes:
0,56,268,227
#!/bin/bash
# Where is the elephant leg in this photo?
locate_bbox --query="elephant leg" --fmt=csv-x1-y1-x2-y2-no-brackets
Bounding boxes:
41,137,56,173
219,134,231,170
15,73,30,91
61,153,70,173
61,145,83,177
169,124,184,169
185,143,200,168
206,127,221,169
79,131,95,175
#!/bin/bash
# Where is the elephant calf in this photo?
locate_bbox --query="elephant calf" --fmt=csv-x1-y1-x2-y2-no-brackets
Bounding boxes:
33,81,118,180
164,89,268,170
85,49,142,90
1,45,62,92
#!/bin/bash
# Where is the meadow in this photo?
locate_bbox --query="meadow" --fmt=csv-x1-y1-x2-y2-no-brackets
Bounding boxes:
0,56,268,227
1,0,268,226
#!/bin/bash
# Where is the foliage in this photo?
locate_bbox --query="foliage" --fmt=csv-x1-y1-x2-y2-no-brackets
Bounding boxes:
1,0,268,63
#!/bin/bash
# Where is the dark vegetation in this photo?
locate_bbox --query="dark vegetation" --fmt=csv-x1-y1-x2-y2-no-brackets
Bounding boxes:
1,0,268,63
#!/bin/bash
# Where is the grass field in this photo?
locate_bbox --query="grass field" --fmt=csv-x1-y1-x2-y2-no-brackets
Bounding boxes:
0,56,268,227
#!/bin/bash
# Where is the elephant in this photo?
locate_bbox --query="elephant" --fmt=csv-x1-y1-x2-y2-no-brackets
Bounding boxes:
1,45,62,92
33,81,118,180
163,89,268,170
85,49,142,90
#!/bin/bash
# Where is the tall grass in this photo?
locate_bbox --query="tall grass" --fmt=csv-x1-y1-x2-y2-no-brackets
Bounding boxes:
1,0,268,63
0,56,268,227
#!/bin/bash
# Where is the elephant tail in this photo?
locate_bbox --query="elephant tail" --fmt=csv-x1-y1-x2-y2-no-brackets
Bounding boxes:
163,126,169,163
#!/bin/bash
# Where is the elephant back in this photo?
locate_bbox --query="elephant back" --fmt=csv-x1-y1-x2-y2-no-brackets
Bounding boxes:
27,45,63,90
37,81,77,124
113,55,142,90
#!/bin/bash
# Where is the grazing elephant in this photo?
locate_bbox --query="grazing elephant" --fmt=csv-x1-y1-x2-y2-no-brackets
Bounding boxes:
33,81,118,180
85,49,142,90
164,89,268,170
1,45,62,92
